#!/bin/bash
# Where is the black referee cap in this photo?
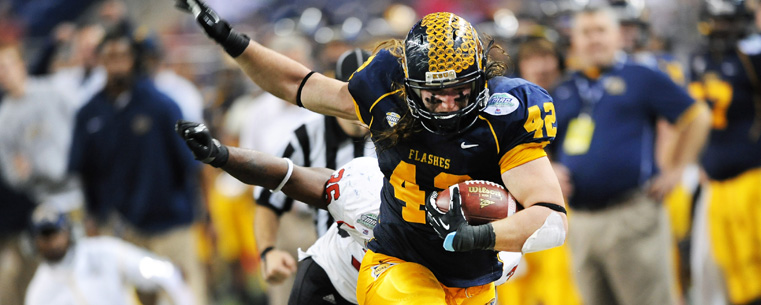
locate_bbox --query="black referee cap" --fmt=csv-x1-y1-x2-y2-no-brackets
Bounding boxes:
335,48,372,82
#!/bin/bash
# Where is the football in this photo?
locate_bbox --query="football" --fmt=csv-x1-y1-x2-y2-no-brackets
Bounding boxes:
435,180,517,225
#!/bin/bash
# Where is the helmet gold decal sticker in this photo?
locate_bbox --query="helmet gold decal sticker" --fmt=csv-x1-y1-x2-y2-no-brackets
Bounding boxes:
421,12,478,74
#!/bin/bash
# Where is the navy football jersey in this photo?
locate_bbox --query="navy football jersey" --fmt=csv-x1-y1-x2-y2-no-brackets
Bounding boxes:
689,50,761,181
347,49,555,287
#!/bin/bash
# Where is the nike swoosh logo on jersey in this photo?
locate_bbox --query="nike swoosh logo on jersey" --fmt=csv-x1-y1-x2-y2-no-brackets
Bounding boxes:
461,142,479,149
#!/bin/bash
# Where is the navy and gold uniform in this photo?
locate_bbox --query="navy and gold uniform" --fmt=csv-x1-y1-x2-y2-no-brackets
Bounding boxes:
348,49,555,296
689,51,761,180
689,46,761,304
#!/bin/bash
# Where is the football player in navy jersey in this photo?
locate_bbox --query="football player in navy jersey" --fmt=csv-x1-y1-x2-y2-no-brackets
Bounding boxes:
688,2,761,304
176,1,568,303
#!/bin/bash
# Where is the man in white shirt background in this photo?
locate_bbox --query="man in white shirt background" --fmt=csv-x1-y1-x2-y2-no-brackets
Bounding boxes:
25,204,195,305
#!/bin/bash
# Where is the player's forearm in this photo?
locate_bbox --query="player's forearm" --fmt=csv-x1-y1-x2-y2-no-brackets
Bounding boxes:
234,41,311,106
222,146,289,189
222,146,332,208
490,205,568,252
235,43,357,120
180,0,355,119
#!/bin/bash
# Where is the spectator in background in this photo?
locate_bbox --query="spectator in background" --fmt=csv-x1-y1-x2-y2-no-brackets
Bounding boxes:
48,23,108,107
28,0,132,105
140,30,204,122
28,1,131,104
97,0,133,37
550,7,710,305
67,32,206,305
514,37,565,91
28,22,77,76
0,44,84,305
0,43,82,211
25,204,194,305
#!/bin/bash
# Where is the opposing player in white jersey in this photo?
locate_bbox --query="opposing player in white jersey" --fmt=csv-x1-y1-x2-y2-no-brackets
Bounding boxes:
293,157,381,304
175,120,523,303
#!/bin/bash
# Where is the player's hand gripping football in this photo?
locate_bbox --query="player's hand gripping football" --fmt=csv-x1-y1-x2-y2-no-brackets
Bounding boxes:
174,0,250,57
175,120,229,167
426,185,467,239
425,185,496,252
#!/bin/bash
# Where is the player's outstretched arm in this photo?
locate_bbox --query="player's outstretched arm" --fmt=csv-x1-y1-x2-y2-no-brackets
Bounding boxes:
175,120,333,208
175,0,356,120
224,146,333,208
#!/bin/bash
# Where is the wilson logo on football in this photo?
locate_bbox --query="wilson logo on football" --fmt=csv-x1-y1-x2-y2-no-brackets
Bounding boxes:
468,187,504,198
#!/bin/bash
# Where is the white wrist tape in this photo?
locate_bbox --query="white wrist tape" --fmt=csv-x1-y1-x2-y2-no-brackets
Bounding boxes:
521,211,566,253
271,158,293,193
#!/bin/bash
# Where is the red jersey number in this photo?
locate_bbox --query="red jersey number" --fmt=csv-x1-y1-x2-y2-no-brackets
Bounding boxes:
324,169,345,204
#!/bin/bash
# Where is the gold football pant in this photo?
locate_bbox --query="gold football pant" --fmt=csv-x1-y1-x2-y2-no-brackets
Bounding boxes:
357,249,496,305
707,168,761,304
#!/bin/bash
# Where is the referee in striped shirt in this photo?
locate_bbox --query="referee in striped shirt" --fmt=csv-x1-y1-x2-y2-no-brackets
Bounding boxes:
254,49,375,294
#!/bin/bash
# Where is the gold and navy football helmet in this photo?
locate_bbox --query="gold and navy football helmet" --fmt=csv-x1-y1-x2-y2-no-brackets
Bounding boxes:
699,0,753,54
403,12,489,135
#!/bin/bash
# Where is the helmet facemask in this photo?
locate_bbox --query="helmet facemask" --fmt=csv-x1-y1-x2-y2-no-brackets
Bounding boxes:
403,12,490,135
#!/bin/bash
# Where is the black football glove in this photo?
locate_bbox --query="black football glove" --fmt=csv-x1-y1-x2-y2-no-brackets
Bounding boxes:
175,120,229,167
175,0,249,57
425,185,496,252
426,185,467,239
